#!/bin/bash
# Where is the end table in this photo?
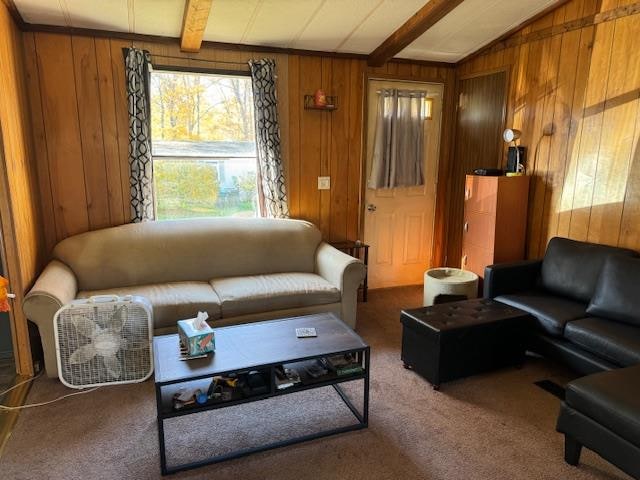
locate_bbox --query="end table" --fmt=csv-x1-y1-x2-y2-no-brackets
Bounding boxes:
330,241,369,302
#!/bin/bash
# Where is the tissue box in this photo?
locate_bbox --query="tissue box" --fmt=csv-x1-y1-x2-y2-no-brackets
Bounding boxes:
178,316,215,356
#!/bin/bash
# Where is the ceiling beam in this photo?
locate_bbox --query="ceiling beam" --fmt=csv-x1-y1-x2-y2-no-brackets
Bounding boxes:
368,0,466,67
180,0,214,53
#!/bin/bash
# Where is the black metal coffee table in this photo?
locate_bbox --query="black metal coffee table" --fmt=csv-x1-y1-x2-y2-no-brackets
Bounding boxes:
153,313,370,475
400,299,530,390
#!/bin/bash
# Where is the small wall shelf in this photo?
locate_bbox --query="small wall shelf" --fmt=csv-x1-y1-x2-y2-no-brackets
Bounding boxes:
304,95,338,111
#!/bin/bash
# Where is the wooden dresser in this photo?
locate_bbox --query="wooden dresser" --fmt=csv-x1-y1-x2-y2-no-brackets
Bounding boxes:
461,175,530,279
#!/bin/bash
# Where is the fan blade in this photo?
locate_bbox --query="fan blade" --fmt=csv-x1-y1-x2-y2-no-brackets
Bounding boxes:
103,355,122,379
109,306,126,333
71,314,102,339
69,344,97,365
122,339,149,351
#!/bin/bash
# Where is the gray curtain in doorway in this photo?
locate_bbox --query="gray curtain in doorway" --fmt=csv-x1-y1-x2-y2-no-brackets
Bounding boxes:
248,58,289,219
368,88,427,189
124,47,155,222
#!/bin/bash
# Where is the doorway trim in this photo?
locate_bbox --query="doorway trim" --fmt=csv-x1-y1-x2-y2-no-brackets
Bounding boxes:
362,77,445,287
362,71,451,269
443,67,511,267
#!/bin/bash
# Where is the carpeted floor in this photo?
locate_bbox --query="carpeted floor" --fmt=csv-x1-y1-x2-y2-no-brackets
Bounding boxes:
0,287,631,480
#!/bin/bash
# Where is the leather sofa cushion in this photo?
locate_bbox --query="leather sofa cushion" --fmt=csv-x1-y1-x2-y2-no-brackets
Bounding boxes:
540,237,636,303
77,282,221,329
565,365,640,447
564,317,640,367
211,273,340,318
495,291,586,337
587,256,640,327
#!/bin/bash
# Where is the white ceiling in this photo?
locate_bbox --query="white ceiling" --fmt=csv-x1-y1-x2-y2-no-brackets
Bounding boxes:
400,0,558,61
14,0,558,62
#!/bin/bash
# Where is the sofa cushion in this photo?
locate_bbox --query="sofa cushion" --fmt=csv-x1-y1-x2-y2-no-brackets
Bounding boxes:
210,273,341,318
564,317,640,367
565,365,640,447
540,237,636,303
53,218,322,291
77,282,221,329
587,256,640,327
495,291,586,337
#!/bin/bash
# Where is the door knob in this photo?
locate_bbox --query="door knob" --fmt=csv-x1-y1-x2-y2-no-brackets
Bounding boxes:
367,204,377,212
463,222,469,232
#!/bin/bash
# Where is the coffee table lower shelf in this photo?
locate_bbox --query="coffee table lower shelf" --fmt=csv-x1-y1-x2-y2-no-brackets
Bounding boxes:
155,350,370,475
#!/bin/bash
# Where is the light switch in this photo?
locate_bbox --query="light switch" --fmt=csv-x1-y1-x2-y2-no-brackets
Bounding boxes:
318,176,331,190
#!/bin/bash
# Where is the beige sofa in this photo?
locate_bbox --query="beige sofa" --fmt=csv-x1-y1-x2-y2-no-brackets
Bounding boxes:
23,218,365,377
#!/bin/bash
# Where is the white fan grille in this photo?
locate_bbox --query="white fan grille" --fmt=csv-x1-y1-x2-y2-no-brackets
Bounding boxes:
55,298,153,388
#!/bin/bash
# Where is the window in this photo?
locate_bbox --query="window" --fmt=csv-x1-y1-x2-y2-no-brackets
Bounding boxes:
150,69,258,220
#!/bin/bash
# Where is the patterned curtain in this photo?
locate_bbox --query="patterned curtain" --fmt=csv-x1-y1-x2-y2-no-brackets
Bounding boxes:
124,48,154,222
248,59,289,218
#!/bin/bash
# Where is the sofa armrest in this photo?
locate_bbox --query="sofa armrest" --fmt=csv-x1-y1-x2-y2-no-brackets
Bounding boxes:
23,260,78,377
315,242,365,329
483,259,542,299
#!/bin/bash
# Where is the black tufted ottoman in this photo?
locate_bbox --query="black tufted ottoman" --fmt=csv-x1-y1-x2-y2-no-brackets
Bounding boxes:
400,299,530,389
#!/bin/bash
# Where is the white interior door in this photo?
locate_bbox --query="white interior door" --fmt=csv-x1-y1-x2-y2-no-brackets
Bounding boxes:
363,80,443,289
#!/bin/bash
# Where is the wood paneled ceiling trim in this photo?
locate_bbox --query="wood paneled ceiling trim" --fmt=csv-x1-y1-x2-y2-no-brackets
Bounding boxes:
9,0,573,66
19,22,456,68
180,0,214,53
458,0,570,64
1,0,25,29
368,0,466,67
462,1,640,63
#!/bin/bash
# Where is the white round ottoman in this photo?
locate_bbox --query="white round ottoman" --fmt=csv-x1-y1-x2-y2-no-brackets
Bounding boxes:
423,268,479,306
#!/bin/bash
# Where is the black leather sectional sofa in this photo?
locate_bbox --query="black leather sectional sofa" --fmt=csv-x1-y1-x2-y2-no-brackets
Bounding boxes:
485,237,640,373
484,237,640,478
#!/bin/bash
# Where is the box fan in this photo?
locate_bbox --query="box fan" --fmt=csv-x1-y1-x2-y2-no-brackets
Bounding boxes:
54,295,154,389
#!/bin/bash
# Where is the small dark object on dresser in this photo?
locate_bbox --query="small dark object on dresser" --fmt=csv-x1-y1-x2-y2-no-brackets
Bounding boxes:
473,168,503,176
507,146,526,172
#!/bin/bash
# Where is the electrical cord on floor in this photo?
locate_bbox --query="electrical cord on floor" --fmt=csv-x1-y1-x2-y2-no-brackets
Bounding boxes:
0,371,100,411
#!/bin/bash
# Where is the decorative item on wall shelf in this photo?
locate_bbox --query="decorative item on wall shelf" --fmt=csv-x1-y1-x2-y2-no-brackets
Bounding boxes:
314,89,327,107
304,93,338,111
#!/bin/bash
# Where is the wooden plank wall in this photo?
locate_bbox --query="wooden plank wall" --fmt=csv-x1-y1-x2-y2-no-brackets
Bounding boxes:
21,32,293,248
287,56,364,243
22,31,456,265
0,2,45,374
455,0,640,259
288,57,455,250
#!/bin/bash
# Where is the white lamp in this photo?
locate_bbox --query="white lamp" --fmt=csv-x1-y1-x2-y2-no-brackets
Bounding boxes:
502,128,520,143
503,128,523,175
